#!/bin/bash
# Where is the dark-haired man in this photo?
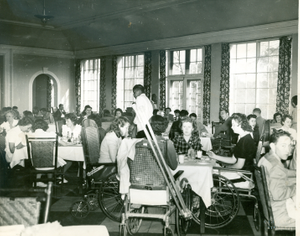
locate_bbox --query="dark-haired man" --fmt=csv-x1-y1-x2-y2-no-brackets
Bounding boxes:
258,130,296,228
213,109,232,140
132,84,153,138
53,104,66,121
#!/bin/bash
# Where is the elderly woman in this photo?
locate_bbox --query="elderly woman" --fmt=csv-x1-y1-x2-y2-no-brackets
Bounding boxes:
99,116,130,163
279,115,297,141
0,110,19,135
207,113,256,171
5,117,33,168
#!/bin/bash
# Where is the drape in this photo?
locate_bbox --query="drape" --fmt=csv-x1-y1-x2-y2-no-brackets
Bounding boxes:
46,77,52,112
111,56,117,115
144,51,152,98
276,36,292,115
75,59,81,115
219,43,230,113
100,57,106,114
159,50,166,110
203,45,212,123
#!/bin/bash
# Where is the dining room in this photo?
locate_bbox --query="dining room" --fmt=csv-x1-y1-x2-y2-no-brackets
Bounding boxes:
0,0,299,235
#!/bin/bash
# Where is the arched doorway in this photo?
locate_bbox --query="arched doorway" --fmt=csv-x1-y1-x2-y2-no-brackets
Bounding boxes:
32,74,57,111
29,70,60,112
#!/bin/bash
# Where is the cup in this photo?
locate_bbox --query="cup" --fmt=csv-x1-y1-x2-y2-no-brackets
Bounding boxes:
179,154,185,164
197,151,203,159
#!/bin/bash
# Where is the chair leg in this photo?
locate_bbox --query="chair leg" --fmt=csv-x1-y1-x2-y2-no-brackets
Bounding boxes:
263,221,268,236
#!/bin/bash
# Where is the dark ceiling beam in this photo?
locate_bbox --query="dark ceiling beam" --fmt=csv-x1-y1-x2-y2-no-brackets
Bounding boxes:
0,19,58,30
59,0,198,29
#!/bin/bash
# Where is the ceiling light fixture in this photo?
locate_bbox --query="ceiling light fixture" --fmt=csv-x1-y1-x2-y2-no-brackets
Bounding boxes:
34,0,54,24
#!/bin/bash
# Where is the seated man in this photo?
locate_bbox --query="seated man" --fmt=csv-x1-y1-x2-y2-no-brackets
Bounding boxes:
258,130,296,228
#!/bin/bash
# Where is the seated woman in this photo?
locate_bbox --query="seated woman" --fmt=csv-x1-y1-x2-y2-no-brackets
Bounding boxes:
172,117,202,158
270,112,282,130
114,108,123,119
278,114,297,141
61,113,82,142
5,117,33,168
99,116,130,163
78,105,93,124
60,113,82,183
258,130,296,227
207,113,256,172
0,110,19,135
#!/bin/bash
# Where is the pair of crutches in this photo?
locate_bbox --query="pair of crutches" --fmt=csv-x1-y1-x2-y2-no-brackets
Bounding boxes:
135,110,192,219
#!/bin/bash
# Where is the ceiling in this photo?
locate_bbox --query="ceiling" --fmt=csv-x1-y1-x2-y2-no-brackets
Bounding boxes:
0,0,298,53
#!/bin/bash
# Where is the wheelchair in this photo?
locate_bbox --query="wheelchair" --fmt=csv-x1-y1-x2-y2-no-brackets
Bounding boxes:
70,125,123,222
119,114,192,236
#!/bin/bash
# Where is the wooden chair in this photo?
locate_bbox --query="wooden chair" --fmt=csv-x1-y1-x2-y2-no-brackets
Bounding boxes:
254,166,295,236
0,182,53,226
26,135,63,188
254,140,263,165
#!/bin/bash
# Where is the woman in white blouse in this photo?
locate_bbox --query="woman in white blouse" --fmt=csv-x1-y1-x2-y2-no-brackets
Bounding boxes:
279,115,297,141
99,116,130,163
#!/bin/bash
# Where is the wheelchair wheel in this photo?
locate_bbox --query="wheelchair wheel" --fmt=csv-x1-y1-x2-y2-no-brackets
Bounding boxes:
175,184,192,235
126,206,145,235
206,174,240,228
70,200,90,218
87,193,99,211
192,174,240,228
98,172,124,222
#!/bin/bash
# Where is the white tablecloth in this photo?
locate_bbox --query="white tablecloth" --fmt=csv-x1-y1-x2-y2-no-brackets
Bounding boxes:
172,159,214,207
58,144,85,168
200,137,212,151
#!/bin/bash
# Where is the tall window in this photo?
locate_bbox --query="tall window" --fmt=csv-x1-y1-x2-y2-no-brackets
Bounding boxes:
168,48,203,120
229,40,279,119
117,54,144,110
81,59,101,112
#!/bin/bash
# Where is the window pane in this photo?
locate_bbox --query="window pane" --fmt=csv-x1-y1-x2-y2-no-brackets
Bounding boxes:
237,44,247,58
257,73,268,88
230,45,237,59
247,43,256,57
246,74,256,88
190,49,196,62
170,81,183,112
186,80,202,120
260,42,269,56
116,54,144,110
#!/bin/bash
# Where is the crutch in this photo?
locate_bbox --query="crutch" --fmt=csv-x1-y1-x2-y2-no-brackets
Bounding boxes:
135,109,191,219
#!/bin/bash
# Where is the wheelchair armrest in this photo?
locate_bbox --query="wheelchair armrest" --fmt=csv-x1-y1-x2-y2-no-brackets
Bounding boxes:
173,170,184,180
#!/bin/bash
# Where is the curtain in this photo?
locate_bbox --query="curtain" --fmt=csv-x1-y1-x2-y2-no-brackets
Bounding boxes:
111,56,117,115
219,43,230,113
100,57,106,114
75,59,81,115
46,77,52,112
159,50,166,110
276,36,292,115
203,45,212,123
144,51,152,98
